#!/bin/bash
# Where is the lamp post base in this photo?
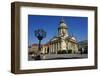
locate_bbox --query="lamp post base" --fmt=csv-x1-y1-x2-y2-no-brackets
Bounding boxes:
34,55,41,60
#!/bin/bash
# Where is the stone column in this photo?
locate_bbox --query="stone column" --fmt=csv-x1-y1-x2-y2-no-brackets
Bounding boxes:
53,43,55,53
58,42,60,51
56,42,57,54
57,42,58,53
53,43,55,54
51,44,52,53
58,42,59,51
54,43,56,54
55,43,56,54
52,44,54,53
56,43,57,54
49,45,51,54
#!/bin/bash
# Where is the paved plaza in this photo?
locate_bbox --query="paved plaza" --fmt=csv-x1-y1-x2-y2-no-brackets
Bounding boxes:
28,54,88,60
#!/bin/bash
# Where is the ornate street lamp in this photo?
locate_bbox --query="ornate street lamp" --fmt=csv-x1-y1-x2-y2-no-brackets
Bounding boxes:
34,29,46,59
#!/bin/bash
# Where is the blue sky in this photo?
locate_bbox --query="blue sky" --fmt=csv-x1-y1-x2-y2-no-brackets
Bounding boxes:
28,15,88,46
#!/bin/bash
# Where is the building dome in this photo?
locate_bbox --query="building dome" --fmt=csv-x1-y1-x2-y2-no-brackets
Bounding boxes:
59,17,68,29
59,23,67,28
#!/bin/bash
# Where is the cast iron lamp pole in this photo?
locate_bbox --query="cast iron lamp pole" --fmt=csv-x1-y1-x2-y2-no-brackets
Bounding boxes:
34,29,46,59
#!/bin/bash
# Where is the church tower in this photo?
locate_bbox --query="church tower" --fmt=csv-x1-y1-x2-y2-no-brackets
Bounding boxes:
58,17,68,37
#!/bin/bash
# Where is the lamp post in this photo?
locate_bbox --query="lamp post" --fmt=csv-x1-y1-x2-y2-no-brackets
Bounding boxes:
34,29,46,59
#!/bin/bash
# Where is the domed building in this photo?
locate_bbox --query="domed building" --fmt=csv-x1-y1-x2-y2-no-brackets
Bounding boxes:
41,17,78,54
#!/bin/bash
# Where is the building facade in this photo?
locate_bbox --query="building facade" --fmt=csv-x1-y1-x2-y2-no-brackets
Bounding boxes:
42,18,78,54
